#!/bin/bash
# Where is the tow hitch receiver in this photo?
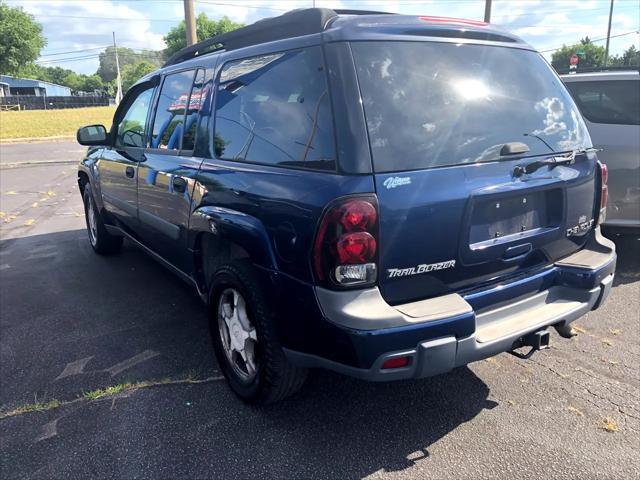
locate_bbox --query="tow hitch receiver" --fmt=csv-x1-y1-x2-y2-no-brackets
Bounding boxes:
508,330,550,360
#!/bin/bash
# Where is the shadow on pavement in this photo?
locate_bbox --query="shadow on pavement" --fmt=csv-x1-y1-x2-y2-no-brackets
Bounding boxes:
607,232,640,286
0,229,493,479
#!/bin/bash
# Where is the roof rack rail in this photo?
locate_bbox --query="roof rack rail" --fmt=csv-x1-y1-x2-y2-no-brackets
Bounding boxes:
163,8,394,67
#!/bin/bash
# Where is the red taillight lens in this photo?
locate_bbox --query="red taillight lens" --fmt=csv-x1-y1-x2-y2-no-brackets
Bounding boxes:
313,196,379,287
337,232,377,264
598,161,608,224
340,200,377,232
600,162,608,186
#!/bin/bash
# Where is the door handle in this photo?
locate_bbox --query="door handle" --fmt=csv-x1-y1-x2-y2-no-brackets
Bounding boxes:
125,166,135,178
172,176,187,193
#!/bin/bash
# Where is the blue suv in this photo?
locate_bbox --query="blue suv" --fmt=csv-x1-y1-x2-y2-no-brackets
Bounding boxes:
77,9,617,403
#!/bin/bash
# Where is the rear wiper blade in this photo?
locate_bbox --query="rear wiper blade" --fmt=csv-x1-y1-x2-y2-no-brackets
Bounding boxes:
513,148,600,177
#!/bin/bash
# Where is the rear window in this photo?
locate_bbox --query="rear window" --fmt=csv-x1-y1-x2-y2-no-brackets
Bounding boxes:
352,42,590,172
564,79,640,126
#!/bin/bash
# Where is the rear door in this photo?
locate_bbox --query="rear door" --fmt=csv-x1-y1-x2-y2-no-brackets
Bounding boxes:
564,77,640,226
137,68,209,271
351,41,598,305
98,82,156,233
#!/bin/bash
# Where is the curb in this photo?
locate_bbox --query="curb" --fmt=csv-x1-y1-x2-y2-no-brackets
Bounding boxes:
0,159,79,169
0,135,76,145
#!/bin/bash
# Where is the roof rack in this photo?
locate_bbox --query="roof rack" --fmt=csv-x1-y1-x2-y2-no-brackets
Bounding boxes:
163,8,394,67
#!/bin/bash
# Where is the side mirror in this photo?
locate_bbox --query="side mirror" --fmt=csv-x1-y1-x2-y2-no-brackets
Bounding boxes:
77,125,108,146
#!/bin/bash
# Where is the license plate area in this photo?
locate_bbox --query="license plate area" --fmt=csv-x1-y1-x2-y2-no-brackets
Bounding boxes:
469,189,562,247
459,186,564,265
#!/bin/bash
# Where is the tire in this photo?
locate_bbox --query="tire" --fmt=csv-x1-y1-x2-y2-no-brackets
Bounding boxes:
209,261,307,404
83,183,123,255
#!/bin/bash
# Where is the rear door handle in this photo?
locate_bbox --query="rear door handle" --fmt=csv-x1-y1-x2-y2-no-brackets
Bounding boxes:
125,166,135,178
172,176,187,193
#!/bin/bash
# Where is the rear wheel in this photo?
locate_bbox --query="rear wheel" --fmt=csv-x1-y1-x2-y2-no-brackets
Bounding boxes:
83,184,123,255
209,261,307,404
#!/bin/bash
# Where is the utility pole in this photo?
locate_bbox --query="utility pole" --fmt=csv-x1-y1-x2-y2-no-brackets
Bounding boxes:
113,32,123,105
604,0,614,66
484,0,492,23
184,0,197,47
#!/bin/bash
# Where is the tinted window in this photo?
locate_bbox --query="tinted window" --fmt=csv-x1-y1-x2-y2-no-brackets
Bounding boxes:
564,80,640,125
151,70,195,150
214,47,336,171
352,42,591,172
115,86,154,148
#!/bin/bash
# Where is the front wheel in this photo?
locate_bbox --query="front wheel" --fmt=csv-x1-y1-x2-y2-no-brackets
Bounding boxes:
209,261,307,404
83,184,123,255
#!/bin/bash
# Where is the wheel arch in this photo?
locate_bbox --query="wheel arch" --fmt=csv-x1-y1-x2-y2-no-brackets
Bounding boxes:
190,206,279,293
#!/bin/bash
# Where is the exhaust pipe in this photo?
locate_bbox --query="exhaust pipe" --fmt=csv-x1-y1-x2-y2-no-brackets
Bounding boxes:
509,329,550,359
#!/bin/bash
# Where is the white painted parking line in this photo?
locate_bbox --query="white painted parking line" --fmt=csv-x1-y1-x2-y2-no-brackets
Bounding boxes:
55,356,94,381
35,419,59,443
105,350,160,377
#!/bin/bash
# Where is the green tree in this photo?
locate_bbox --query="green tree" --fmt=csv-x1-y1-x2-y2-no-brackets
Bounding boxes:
121,60,156,92
97,46,162,83
81,74,103,92
164,13,243,59
0,1,46,75
551,37,606,70
621,45,639,66
97,46,137,83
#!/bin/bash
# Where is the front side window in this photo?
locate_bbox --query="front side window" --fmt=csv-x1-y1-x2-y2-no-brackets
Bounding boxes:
564,80,640,126
115,86,155,148
151,70,196,150
352,42,591,172
214,46,336,171
182,69,206,151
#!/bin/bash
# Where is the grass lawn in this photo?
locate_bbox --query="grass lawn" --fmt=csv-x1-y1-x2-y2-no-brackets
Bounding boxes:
0,106,116,141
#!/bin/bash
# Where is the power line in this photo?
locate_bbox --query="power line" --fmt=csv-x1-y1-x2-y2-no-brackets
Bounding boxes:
538,30,639,53
40,46,111,56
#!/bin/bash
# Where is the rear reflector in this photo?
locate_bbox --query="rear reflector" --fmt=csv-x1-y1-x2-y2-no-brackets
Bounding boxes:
382,356,411,369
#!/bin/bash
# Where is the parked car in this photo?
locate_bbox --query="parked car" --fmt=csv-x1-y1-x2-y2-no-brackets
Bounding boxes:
76,9,616,404
561,70,640,233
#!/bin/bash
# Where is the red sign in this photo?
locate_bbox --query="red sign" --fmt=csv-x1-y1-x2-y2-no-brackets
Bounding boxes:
570,54,579,66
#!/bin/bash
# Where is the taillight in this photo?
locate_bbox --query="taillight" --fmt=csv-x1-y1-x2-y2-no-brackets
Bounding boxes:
313,196,379,287
598,161,608,224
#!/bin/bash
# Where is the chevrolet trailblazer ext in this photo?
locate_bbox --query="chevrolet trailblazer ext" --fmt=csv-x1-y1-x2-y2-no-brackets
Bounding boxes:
76,9,616,404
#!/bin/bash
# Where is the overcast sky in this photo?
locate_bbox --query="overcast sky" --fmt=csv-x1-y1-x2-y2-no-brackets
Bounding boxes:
8,0,640,75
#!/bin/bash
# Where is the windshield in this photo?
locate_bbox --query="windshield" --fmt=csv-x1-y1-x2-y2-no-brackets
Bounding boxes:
351,41,591,172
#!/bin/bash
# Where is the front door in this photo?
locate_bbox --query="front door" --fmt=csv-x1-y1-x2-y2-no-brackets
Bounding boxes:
97,82,156,234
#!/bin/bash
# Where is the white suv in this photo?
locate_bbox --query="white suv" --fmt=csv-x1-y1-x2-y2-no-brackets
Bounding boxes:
562,70,640,232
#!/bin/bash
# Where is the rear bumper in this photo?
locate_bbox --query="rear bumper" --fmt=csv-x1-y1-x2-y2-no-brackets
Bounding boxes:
284,228,616,380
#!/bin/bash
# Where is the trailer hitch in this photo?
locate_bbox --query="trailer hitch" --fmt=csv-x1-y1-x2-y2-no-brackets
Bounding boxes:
508,330,550,359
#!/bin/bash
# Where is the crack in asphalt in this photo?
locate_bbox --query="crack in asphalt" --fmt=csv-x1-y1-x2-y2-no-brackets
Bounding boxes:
0,376,225,421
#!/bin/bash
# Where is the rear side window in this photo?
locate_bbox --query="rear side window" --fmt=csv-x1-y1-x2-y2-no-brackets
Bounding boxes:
151,70,195,150
352,42,591,172
564,80,640,126
214,47,336,171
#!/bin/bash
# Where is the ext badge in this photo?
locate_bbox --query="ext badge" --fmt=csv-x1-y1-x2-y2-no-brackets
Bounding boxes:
383,176,411,189
566,215,594,237
388,260,456,279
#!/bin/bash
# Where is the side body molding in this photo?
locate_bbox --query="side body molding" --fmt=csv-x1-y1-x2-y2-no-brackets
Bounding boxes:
189,205,279,271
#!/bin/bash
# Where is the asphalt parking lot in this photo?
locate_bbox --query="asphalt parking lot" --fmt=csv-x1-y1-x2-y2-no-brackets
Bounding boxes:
1,142,639,479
